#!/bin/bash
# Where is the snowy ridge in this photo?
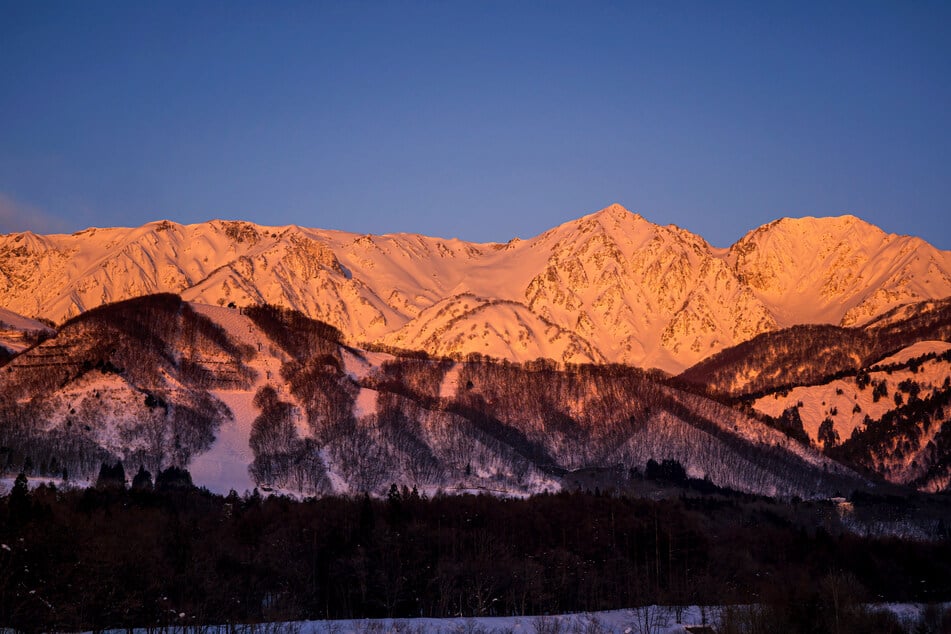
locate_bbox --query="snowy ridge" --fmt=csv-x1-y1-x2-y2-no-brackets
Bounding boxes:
1,205,949,373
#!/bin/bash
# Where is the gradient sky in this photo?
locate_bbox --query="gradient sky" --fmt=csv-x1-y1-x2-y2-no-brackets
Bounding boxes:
1,1,949,248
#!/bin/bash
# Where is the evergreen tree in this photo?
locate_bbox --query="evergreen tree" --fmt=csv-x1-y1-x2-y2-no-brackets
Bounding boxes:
9,472,30,521
387,483,401,503
387,483,403,525
818,418,840,451
95,461,126,489
359,491,375,543
645,458,687,484
155,466,193,491
131,465,153,490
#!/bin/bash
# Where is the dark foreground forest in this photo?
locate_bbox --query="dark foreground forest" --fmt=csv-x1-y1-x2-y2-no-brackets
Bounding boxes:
2,477,951,633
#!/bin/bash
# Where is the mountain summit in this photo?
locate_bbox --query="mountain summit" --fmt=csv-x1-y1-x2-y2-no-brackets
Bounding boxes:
729,214,951,328
1,205,949,372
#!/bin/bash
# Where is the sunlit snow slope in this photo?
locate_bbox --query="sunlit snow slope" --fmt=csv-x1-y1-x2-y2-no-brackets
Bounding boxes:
1,205,949,373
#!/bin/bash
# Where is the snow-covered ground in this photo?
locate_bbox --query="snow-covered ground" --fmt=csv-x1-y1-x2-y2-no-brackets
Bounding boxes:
0,474,91,496
262,607,712,634
352,387,379,420
0,305,49,332
187,389,258,495
187,304,296,495
342,348,395,382
82,603,948,634
439,363,463,400
879,340,951,366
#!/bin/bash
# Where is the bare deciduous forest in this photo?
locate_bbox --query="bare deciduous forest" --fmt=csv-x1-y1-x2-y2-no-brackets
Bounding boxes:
2,481,951,633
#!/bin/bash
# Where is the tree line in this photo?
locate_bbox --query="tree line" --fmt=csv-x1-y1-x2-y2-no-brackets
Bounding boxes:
2,481,951,632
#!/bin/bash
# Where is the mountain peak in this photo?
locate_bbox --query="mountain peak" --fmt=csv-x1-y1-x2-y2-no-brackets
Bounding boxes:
728,213,950,328
600,202,633,216
560,203,651,238
763,214,878,230
730,214,890,262
589,203,643,223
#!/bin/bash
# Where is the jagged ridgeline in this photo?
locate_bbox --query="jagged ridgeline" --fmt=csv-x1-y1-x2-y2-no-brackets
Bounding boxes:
2,207,950,376
0,295,863,498
0,294,254,480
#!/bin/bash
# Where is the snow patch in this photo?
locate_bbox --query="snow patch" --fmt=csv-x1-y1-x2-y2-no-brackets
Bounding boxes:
753,341,951,448
188,390,256,495
438,362,462,399
352,387,378,420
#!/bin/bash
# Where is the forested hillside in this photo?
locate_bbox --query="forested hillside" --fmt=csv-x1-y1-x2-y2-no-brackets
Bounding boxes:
2,485,950,631
678,299,951,491
677,298,951,399
0,296,862,499
0,294,253,481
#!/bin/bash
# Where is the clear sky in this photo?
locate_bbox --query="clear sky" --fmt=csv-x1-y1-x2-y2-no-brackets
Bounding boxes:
1,1,949,248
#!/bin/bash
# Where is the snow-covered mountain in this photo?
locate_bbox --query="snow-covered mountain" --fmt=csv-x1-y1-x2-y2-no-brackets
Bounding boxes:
729,215,951,328
0,295,862,499
1,205,949,373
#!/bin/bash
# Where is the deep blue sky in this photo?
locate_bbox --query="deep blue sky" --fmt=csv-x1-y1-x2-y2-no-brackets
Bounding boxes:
1,1,949,248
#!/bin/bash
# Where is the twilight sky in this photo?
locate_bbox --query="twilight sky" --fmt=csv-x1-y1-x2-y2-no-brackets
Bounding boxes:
1,1,949,248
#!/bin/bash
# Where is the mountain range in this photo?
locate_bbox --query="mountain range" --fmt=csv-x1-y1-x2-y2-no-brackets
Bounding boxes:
0,204,949,500
2,204,949,374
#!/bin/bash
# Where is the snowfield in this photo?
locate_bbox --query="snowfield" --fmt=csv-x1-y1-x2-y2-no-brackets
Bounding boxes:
82,604,947,634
